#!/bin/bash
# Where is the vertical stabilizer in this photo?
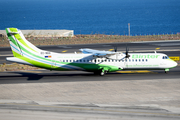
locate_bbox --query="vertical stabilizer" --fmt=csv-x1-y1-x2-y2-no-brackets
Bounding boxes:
5,28,41,57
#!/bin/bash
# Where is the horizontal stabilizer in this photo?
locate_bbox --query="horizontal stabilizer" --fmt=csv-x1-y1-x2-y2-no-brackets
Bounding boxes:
6,57,33,66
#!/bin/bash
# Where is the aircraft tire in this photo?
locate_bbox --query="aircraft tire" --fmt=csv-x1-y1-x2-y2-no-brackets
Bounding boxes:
100,71,105,76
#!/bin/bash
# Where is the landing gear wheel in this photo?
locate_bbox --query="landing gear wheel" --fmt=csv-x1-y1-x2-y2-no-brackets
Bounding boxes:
100,71,105,76
100,70,108,76
94,70,108,76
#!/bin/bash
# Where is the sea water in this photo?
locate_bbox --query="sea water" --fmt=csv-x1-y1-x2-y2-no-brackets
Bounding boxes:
0,0,179,35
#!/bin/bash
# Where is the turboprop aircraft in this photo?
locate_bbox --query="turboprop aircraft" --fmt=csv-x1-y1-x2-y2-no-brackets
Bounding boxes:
5,28,177,76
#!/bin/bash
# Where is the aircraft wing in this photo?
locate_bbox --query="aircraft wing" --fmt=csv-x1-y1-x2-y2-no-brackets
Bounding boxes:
80,48,120,58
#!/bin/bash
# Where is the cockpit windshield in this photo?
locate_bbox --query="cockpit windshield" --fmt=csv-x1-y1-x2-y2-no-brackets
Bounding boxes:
162,56,169,59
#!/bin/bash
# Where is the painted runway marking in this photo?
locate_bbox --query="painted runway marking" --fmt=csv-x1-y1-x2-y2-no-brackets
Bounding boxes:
117,70,157,74
109,49,114,51
62,50,67,52
169,56,180,61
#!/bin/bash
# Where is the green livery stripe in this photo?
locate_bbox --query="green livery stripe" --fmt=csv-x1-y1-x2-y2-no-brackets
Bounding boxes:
14,34,37,53
6,28,37,53
8,34,51,62
13,51,69,71
67,63,120,72
17,43,52,62
9,28,18,32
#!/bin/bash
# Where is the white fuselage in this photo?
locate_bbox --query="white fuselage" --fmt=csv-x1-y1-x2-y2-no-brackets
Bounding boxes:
44,52,177,70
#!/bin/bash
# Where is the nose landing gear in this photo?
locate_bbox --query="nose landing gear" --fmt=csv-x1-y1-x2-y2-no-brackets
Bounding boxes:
165,68,169,73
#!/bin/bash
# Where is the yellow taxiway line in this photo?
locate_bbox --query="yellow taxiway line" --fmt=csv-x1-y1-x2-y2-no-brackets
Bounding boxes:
109,49,114,51
62,50,67,52
117,70,156,74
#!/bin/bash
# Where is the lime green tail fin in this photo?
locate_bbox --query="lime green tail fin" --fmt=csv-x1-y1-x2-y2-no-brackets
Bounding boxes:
5,28,41,57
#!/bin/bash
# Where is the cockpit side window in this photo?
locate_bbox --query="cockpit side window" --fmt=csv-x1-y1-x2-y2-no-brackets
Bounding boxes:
162,56,169,59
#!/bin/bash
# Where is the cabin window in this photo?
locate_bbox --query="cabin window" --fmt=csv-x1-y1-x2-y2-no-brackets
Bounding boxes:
139,59,141,62
129,59,131,62
66,60,68,62
135,59,137,62
146,59,148,62
104,60,107,62
122,60,124,62
83,60,86,62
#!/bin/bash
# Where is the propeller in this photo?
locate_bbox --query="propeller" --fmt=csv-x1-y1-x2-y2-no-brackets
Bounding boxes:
125,44,130,58
113,45,130,60
114,46,117,52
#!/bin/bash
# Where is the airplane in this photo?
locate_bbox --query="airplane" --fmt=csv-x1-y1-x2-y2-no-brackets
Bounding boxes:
5,28,177,76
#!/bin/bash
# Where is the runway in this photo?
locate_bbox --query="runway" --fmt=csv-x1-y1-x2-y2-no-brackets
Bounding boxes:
0,40,180,119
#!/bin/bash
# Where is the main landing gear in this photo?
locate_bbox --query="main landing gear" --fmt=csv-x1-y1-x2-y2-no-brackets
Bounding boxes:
100,70,108,76
94,70,108,76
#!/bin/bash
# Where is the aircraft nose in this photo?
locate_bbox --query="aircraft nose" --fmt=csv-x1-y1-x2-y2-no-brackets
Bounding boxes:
171,61,178,68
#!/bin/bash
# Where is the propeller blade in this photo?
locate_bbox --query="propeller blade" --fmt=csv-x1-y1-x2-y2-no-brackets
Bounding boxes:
125,44,130,58
114,46,117,52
